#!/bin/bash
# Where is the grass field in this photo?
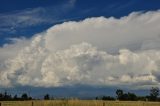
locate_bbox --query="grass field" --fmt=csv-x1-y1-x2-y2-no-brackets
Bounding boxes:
1,100,160,106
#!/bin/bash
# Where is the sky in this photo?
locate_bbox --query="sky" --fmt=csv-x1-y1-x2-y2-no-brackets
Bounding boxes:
0,0,160,98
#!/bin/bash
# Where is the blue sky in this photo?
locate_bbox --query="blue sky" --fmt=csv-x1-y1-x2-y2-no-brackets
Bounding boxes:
0,0,160,45
0,0,160,98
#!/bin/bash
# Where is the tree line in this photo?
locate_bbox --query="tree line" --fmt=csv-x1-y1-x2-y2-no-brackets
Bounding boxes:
0,87,159,101
0,91,32,101
96,87,160,101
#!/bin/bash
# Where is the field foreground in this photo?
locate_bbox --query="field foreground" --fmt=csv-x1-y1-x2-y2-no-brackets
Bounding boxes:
1,100,160,106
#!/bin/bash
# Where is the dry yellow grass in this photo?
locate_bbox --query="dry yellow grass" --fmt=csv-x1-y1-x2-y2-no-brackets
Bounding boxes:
1,100,160,106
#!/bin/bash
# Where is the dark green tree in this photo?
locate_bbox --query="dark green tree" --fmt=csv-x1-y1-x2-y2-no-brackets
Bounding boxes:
150,87,159,101
13,95,18,100
21,93,28,100
44,94,50,100
127,92,137,101
116,89,124,100
102,96,115,100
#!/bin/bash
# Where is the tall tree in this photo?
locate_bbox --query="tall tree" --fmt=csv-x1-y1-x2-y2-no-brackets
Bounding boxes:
21,93,28,100
150,87,159,101
116,89,124,100
44,94,50,100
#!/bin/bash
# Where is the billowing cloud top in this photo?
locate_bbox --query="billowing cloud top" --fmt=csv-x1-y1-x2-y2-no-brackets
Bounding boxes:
0,10,160,88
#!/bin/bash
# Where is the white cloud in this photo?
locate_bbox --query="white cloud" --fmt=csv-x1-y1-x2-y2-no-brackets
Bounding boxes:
0,10,160,88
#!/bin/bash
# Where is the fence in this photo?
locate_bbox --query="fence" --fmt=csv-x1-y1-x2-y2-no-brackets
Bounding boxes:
0,100,160,106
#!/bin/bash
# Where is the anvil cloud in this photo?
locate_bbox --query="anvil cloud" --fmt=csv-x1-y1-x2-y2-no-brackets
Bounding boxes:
0,10,160,88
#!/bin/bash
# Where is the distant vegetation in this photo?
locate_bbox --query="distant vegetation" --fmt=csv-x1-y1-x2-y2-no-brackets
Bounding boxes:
0,92,32,101
96,87,160,101
0,87,160,102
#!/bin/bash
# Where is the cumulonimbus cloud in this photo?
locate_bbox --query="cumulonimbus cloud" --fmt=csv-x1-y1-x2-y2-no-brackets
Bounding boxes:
0,10,160,88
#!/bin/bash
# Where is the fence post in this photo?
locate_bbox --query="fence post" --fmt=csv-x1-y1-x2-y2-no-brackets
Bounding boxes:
103,102,105,106
31,101,33,106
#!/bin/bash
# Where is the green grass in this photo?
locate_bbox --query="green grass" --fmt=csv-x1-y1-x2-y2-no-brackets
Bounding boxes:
1,100,160,106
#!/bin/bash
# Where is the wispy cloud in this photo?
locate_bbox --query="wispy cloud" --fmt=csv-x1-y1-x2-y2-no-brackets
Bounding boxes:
0,0,76,34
